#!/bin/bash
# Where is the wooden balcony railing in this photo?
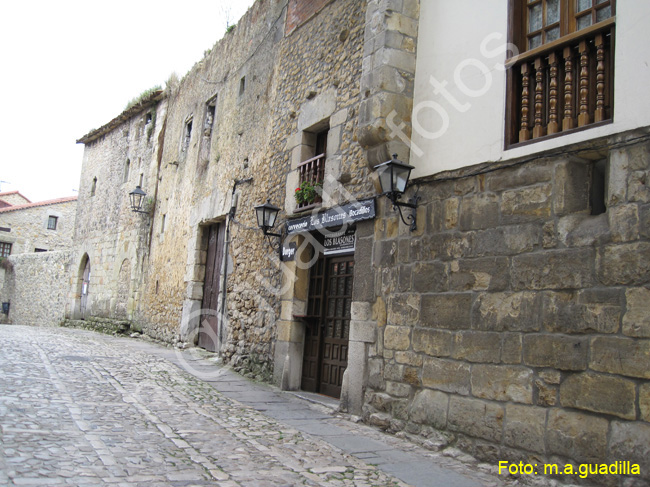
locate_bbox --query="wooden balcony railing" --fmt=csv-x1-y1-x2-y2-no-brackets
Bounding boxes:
296,153,325,211
507,19,614,146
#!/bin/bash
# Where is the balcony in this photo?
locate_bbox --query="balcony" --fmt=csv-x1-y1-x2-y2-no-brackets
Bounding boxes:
507,19,614,147
295,153,325,211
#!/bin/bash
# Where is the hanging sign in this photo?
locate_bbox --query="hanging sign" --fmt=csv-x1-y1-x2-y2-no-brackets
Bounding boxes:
281,241,297,262
286,198,376,234
324,227,356,255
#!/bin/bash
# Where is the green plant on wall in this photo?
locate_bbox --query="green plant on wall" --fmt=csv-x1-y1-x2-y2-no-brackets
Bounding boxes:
294,181,322,205
124,85,162,111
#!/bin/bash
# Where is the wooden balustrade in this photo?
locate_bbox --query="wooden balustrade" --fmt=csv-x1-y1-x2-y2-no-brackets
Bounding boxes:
509,20,614,146
296,153,325,210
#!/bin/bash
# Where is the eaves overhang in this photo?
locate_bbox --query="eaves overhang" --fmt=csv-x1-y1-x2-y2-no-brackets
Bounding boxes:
76,90,165,145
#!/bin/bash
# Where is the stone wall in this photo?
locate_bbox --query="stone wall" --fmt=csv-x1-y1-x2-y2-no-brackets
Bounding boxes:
140,0,289,350
358,0,419,166
286,0,333,34
137,0,369,372
359,130,650,484
1,251,74,327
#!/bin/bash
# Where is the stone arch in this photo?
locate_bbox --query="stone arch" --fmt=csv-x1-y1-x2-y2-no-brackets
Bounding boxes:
115,259,131,319
74,253,91,319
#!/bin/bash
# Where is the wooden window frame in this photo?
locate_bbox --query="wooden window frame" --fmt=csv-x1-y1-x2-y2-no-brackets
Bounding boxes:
0,241,11,257
513,0,616,53
506,0,615,148
47,216,58,230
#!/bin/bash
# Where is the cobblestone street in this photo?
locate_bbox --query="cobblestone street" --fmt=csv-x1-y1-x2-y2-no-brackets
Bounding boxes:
0,326,519,487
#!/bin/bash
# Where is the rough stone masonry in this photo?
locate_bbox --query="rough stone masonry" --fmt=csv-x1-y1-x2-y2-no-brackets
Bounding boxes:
358,133,650,486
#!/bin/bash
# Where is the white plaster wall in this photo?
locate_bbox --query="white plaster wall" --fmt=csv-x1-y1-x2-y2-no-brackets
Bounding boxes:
410,0,650,178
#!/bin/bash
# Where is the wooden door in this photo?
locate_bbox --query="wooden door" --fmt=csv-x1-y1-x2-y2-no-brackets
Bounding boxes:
301,256,326,393
198,223,225,352
301,254,354,399
80,260,90,320
320,256,354,398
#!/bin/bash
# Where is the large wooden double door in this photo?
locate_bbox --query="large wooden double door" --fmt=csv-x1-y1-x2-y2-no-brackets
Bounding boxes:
301,254,355,398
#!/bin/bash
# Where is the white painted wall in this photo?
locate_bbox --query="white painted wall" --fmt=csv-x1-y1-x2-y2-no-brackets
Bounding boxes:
409,0,650,178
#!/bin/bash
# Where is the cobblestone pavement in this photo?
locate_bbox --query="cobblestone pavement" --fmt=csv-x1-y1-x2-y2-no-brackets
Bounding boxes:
0,325,528,487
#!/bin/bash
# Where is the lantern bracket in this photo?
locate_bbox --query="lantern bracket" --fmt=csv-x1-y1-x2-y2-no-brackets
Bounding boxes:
374,154,420,232
390,194,420,232
254,199,286,259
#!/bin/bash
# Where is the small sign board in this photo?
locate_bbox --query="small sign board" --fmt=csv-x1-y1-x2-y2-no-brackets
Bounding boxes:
286,198,376,234
324,227,356,255
281,241,297,262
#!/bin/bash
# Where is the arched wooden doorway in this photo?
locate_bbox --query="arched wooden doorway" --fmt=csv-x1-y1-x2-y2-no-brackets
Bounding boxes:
80,257,91,320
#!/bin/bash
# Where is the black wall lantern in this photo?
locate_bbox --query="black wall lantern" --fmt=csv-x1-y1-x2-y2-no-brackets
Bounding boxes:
255,200,281,236
129,185,149,214
254,200,286,257
374,154,419,231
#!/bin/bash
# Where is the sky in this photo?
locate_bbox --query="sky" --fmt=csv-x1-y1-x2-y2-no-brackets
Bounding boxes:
0,0,256,203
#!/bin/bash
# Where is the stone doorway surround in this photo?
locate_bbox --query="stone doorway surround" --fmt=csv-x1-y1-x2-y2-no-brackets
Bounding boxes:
301,253,355,399
180,189,230,346
273,220,377,415
70,253,91,320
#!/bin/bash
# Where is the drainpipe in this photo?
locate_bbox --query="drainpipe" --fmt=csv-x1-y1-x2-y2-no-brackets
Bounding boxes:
218,177,253,350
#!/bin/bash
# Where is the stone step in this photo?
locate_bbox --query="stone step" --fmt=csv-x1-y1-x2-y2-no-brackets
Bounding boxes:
61,318,131,336
86,316,131,326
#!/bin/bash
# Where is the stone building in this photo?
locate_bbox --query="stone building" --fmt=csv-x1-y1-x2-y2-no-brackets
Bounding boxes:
70,90,166,324
68,0,649,483
0,192,77,255
0,191,31,208
0,192,77,326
